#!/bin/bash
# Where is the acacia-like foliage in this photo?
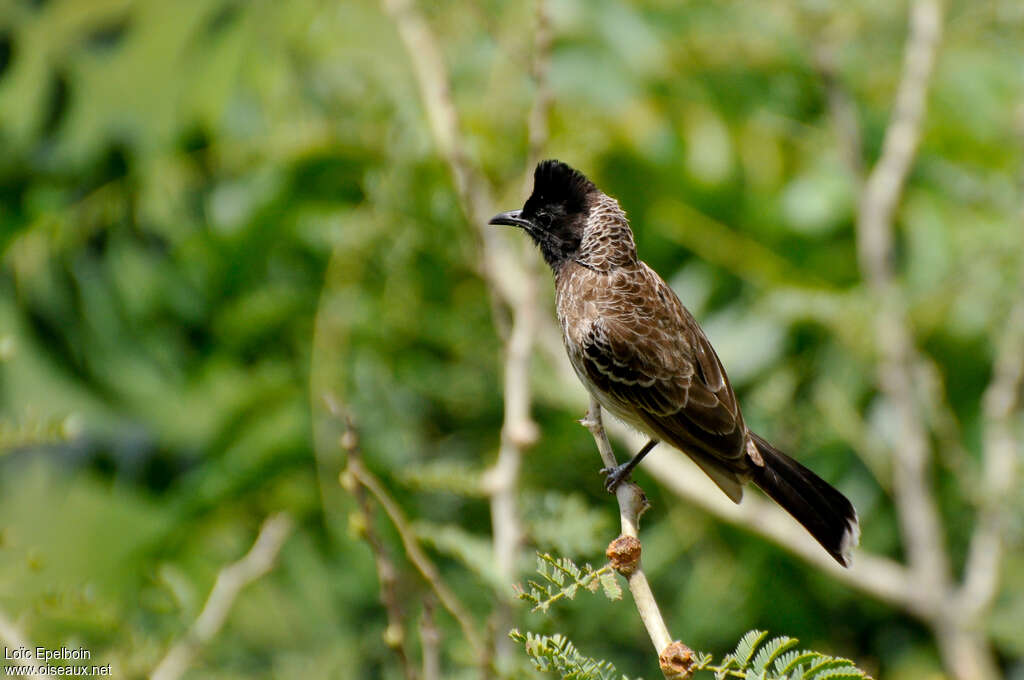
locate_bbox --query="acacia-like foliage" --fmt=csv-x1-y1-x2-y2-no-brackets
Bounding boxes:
697,629,869,680
513,553,623,613
509,630,635,680
513,555,871,680
512,626,870,680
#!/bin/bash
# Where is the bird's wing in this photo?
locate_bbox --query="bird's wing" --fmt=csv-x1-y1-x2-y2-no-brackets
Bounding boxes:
579,264,747,467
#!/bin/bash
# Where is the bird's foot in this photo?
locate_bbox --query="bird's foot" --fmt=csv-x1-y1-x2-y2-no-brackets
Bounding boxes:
600,463,632,493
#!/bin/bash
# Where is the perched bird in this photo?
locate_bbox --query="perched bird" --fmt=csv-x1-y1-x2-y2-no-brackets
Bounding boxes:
490,160,859,567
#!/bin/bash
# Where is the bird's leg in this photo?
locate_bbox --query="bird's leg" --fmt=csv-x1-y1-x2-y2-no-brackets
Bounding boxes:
601,439,658,492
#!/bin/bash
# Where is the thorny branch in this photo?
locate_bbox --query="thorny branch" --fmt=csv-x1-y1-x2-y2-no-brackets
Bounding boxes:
345,457,486,659
333,396,485,673
335,409,417,680
150,513,293,680
582,398,695,679
607,420,918,611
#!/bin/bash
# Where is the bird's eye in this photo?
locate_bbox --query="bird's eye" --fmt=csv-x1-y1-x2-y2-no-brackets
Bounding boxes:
535,212,552,228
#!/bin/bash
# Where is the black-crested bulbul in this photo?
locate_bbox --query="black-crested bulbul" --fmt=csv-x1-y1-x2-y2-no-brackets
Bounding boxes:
490,160,859,567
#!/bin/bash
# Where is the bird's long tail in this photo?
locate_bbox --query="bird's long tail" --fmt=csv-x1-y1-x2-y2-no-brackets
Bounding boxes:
748,432,860,567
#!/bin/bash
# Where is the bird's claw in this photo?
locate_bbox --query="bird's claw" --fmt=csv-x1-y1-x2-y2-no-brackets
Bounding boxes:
599,464,631,493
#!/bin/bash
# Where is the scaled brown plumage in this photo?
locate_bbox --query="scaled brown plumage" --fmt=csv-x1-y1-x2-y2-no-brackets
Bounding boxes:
558,255,748,501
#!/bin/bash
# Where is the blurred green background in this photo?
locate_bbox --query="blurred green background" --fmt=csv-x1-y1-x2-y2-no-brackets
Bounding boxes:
1,0,1022,678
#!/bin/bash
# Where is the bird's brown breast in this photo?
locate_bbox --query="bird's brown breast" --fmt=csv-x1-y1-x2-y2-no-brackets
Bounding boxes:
555,259,748,468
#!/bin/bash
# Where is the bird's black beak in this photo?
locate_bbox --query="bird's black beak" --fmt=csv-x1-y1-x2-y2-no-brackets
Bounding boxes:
488,210,533,229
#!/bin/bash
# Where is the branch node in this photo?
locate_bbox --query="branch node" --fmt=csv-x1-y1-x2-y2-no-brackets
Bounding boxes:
659,641,696,680
341,429,359,453
384,623,405,650
347,511,368,539
339,468,357,493
505,421,540,448
606,535,642,577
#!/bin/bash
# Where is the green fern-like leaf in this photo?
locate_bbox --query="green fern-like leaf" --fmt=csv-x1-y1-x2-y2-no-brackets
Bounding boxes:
702,631,870,680
598,570,622,600
517,553,621,613
813,665,870,679
774,650,816,676
750,636,798,674
510,629,632,680
802,656,862,678
733,630,770,667
514,571,871,680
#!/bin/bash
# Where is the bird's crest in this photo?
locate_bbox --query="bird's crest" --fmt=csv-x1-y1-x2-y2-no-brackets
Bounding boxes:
528,160,597,213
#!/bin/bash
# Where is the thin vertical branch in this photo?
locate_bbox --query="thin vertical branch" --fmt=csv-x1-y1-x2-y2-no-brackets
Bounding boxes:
151,514,293,680
854,2,1001,678
954,106,1024,624
336,411,418,680
581,399,695,679
346,457,486,659
377,0,490,224
380,0,555,666
485,288,538,665
525,0,553,174
957,240,1024,622
855,0,947,601
332,399,485,670
379,0,531,313
815,44,865,182
858,0,941,286
420,598,442,680
484,0,552,666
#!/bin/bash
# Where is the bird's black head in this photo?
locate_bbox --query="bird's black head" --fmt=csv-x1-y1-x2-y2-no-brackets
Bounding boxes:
489,160,597,269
